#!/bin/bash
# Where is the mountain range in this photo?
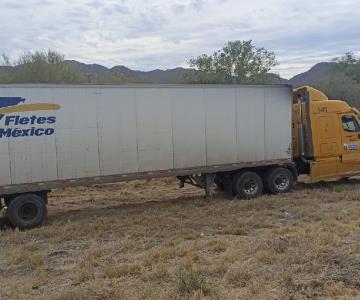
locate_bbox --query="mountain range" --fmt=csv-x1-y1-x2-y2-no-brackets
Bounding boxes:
0,59,337,86
64,60,337,86
64,60,190,84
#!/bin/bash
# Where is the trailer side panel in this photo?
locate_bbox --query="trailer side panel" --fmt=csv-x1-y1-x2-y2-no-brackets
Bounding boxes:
0,84,293,193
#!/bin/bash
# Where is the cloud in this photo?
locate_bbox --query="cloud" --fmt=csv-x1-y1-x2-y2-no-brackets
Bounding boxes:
34,0,54,6
0,0,359,78
1,2,27,9
103,3,130,15
190,0,205,12
172,4,185,14
86,0,102,9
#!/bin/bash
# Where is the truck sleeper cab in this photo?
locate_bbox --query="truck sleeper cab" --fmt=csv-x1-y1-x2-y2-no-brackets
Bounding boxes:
293,86,360,181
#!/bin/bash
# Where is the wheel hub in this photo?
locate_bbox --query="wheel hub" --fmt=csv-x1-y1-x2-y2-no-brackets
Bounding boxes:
244,179,258,195
274,174,290,191
18,203,37,221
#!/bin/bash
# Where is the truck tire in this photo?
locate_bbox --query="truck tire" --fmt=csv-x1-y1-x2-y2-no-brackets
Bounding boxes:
232,171,263,199
264,167,294,194
7,194,47,230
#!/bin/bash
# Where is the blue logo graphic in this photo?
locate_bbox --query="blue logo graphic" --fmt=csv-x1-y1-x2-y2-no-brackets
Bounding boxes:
0,97,61,138
0,97,26,108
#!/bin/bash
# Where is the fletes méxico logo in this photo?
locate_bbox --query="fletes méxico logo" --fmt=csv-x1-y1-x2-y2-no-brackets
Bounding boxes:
0,97,61,138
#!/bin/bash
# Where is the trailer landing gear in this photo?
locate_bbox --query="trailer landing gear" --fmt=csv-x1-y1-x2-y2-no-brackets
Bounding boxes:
177,174,215,200
204,174,215,200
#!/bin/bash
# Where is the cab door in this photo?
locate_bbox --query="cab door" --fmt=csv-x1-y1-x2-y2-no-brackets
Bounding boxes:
339,114,360,173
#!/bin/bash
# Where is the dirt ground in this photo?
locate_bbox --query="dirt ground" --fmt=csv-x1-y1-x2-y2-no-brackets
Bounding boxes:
0,177,360,300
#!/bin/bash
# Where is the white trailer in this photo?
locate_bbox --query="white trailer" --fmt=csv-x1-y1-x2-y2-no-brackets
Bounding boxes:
0,84,295,229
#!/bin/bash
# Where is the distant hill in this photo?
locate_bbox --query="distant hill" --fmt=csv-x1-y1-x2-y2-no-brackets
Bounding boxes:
0,60,339,86
63,60,339,86
65,60,109,76
64,60,189,83
0,66,14,72
288,62,337,87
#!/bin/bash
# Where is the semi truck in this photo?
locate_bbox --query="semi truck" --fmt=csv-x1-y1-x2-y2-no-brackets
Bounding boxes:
0,84,358,229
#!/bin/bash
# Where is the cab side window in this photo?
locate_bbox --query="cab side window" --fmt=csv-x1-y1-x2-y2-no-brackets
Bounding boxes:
342,115,360,132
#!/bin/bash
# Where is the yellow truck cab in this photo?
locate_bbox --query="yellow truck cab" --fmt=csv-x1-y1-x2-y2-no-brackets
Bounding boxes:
293,86,360,181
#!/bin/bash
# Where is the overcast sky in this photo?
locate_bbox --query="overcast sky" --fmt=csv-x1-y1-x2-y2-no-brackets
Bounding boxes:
0,0,359,78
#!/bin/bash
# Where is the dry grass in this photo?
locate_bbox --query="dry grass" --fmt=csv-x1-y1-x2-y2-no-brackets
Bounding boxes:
1,178,360,299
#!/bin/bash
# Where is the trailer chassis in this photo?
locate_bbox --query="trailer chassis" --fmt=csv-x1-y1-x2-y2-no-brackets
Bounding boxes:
0,159,296,230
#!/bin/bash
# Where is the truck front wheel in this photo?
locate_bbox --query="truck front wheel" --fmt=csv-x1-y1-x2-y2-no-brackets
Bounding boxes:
232,171,263,199
7,194,47,230
264,167,294,194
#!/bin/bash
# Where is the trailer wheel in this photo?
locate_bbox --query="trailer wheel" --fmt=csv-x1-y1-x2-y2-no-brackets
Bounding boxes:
232,171,263,199
7,194,47,230
264,167,294,194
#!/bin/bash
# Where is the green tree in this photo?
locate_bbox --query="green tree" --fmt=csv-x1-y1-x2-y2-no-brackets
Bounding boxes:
0,54,11,66
314,52,360,108
0,54,14,83
0,50,153,84
10,50,86,83
182,40,279,84
333,52,360,84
